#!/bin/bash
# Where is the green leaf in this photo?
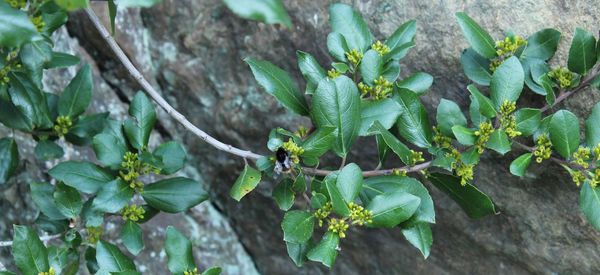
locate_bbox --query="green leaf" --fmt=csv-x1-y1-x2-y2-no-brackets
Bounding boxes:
92,179,133,213
451,125,476,146
461,48,492,85
331,62,349,73
455,12,496,58
53,182,82,218
328,3,373,53
229,164,261,201
585,102,600,147
490,56,524,109
467,84,496,118
58,64,93,117
273,178,295,211
336,163,363,203
245,57,308,116
521,58,547,95
165,226,196,274
580,182,600,231
549,110,580,159
48,246,79,275
96,241,136,272
368,121,412,165
93,133,126,169
486,130,511,155
143,177,208,213
306,232,340,268
153,141,186,175
0,94,34,132
326,32,349,62
514,108,541,137
461,147,481,165
54,0,89,10
325,178,350,217
393,88,433,148
428,173,496,219
20,40,52,86
34,140,64,160
366,191,420,228
223,0,292,28
361,176,435,224
0,137,19,185
521,28,561,60
285,241,311,267
358,98,401,136
385,19,417,60
49,161,113,194
127,91,156,149
0,2,40,47
297,51,326,90
66,112,109,146
281,210,315,244
540,74,555,105
312,76,361,157
121,221,144,256
301,126,336,159
359,50,383,85
12,225,49,275
8,72,53,129
396,72,434,95
383,42,415,63
568,28,597,75
108,0,117,34
30,182,66,220
401,222,432,259
436,98,467,136
509,153,532,177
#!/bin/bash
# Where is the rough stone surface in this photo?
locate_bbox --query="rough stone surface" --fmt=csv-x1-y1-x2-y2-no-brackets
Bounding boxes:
3,0,600,274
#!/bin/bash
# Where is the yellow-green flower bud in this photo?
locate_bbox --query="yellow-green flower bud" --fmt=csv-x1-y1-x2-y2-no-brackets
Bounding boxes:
392,168,407,177
345,49,363,66
314,201,332,227
409,150,425,166
348,202,373,226
547,67,575,89
30,15,45,32
294,126,309,139
183,268,200,275
6,0,26,9
121,204,145,222
371,40,391,56
490,35,527,71
53,116,73,136
433,126,452,149
327,218,349,238
533,134,552,163
327,68,341,79
474,121,494,153
572,146,591,169
37,267,55,275
570,170,586,187
86,226,103,244
456,163,474,186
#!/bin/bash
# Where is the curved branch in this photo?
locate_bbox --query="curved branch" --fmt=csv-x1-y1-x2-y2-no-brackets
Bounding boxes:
84,8,263,160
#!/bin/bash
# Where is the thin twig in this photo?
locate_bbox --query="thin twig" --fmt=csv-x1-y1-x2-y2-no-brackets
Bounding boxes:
84,8,262,160
0,234,61,247
303,161,432,177
540,65,600,113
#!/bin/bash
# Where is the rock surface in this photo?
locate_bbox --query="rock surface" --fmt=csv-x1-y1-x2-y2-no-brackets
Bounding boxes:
3,0,600,274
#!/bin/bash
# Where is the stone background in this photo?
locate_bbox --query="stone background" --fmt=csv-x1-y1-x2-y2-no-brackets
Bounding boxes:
2,0,600,274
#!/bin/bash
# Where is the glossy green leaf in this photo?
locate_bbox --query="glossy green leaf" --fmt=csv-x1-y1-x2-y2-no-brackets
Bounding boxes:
66,112,109,146
396,72,434,95
273,178,295,211
8,72,53,129
0,94,33,132
428,173,496,219
53,182,82,218
0,137,19,185
393,88,432,148
143,177,208,213
12,225,49,275
455,12,496,58
34,140,64,160
325,178,350,216
509,153,532,177
30,182,66,220
580,182,600,231
96,241,136,272
48,246,79,275
385,19,417,60
312,76,361,157
568,28,597,75
285,241,311,267
585,102,600,147
297,50,326,90
153,141,186,175
521,28,561,60
358,98,401,136
436,98,467,136
336,163,363,203
368,121,411,165
229,164,262,201
490,56,524,109
20,40,52,86
513,108,541,137
301,126,336,159
282,210,315,244
486,130,511,155
0,2,40,47
549,110,580,159
49,161,113,194
366,191,420,228
128,91,156,149
223,0,292,28
165,226,196,274
326,32,349,62
328,3,373,53
461,147,481,165
383,42,415,63
92,133,126,169
521,58,547,95
359,50,383,85
245,57,308,115
92,179,133,213
306,232,339,268
451,125,476,146
401,222,432,258
58,64,93,117
121,221,144,256
467,84,496,118
461,48,492,85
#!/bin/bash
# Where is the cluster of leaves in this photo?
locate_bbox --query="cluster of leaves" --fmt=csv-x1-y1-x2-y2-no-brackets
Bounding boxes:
0,0,221,274
235,3,600,269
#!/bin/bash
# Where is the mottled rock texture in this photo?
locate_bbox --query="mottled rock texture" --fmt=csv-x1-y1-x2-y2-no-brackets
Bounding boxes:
3,0,600,274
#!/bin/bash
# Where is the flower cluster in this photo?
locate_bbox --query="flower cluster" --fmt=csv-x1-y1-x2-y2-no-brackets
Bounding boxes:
474,121,494,153
409,150,425,166
293,126,309,139
282,139,304,164
121,204,145,222
37,267,55,275
371,40,391,56
314,201,332,227
490,35,527,71
327,218,349,238
392,168,407,177
570,170,586,187
53,116,72,136
590,169,600,188
548,67,575,89
433,126,452,149
30,15,45,32
6,0,26,9
119,152,160,191
499,100,521,138
358,76,393,100
447,148,473,186
345,49,363,66
183,268,200,275
86,226,102,244
348,202,373,226
533,134,552,163
327,68,341,79
572,146,591,169
0,51,21,85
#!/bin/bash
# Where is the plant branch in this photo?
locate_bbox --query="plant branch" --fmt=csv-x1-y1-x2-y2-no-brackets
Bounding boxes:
0,234,61,247
84,8,263,160
540,65,600,113
303,160,432,177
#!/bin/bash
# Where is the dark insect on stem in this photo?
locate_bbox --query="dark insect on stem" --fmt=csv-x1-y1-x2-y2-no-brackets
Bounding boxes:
274,147,292,174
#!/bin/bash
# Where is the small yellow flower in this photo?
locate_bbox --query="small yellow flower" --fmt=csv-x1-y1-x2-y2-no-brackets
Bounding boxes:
572,146,591,169
53,116,73,136
345,49,363,66
348,202,373,226
499,101,521,138
392,168,407,177
183,268,200,275
433,126,452,149
30,15,45,32
86,226,103,244
593,143,600,161
533,134,552,163
358,82,372,96
314,201,332,227
548,67,575,89
121,204,146,222
327,68,341,79
456,163,474,186
327,218,349,238
371,40,391,56
474,121,494,153
570,170,586,187
409,150,425,166
38,267,55,275
6,0,26,9
490,35,527,71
